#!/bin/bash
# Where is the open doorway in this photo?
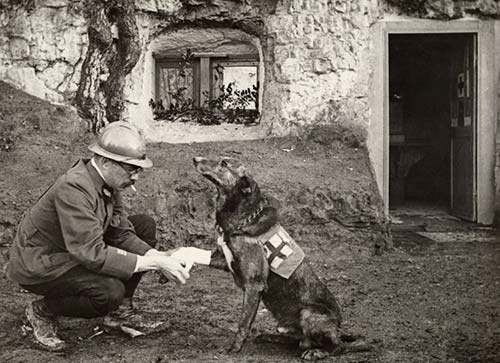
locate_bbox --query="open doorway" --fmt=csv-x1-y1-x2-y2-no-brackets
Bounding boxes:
388,33,477,221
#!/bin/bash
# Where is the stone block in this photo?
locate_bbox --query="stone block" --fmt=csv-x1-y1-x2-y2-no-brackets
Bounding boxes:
37,61,72,90
312,58,331,75
0,66,63,102
276,58,302,83
136,0,182,13
41,0,67,8
8,37,30,59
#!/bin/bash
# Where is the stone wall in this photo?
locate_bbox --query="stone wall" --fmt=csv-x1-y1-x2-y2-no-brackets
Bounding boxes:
125,0,381,137
263,0,379,136
0,0,380,136
0,0,87,103
385,0,500,19
2,0,500,133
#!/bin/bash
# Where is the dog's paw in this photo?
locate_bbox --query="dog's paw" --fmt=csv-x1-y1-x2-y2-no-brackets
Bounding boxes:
301,348,329,361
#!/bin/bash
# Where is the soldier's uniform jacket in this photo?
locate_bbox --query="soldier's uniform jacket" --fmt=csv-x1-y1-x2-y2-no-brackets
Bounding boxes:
7,159,152,285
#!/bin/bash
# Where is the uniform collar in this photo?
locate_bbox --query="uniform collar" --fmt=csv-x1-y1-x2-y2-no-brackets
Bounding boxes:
90,158,108,184
83,159,111,197
90,158,113,197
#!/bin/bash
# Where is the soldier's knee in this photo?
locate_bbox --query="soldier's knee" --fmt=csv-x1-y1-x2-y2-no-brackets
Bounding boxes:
91,278,125,316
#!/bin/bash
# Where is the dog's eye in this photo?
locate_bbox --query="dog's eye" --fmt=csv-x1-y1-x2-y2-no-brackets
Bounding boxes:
221,159,229,167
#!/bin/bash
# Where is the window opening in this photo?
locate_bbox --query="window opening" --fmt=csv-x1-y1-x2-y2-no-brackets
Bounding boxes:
151,50,260,125
212,60,259,110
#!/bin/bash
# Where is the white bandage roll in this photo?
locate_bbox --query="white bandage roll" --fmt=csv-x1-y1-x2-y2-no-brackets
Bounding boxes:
170,247,212,266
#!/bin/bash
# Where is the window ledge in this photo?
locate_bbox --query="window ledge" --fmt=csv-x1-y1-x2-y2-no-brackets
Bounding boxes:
144,121,268,144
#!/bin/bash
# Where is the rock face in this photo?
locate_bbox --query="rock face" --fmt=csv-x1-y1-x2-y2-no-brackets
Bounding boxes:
385,0,500,18
0,1,87,103
125,0,379,137
2,0,499,133
262,0,378,136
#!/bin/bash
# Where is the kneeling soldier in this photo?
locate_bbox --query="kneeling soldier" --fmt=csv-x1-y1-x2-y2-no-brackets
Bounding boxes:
7,122,191,351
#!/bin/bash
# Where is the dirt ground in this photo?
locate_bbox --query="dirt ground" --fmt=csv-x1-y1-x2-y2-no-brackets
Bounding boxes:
1,81,500,363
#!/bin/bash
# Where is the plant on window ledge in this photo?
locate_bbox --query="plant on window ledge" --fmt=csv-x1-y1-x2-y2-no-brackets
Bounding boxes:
149,49,196,122
196,82,259,125
149,87,195,123
150,82,259,125
150,50,260,126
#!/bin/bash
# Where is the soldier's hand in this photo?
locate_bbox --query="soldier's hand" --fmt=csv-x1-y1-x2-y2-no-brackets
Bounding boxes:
154,255,190,284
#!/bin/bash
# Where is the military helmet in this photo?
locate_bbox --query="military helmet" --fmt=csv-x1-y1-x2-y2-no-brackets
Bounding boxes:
88,121,153,168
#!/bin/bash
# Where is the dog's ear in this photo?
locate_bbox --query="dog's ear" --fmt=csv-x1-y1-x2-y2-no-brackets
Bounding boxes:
239,176,254,195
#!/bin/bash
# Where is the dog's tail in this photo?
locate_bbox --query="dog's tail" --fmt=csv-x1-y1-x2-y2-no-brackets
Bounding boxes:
335,333,372,354
342,339,372,353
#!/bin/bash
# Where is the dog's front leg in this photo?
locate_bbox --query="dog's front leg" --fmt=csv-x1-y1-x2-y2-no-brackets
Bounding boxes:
228,236,269,352
229,285,263,353
208,247,231,271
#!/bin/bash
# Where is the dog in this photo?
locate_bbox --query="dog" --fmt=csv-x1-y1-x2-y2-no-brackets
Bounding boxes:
193,156,370,360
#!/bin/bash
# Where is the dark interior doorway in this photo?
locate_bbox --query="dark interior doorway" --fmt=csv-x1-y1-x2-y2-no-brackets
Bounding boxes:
388,33,475,215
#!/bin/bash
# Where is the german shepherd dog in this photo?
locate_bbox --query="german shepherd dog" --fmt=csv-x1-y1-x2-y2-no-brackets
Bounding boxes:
193,156,370,360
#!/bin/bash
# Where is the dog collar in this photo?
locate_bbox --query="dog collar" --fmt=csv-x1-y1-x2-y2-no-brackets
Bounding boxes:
233,197,269,232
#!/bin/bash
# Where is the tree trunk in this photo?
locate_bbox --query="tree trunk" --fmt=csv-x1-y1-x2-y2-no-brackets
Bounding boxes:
75,0,141,132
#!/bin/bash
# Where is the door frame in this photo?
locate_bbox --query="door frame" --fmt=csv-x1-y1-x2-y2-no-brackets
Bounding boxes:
369,19,497,224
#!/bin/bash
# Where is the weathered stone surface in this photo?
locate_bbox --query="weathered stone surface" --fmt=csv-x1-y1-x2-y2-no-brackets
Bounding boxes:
259,0,379,136
0,66,63,101
2,0,500,132
385,0,500,18
135,0,182,13
0,1,87,102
